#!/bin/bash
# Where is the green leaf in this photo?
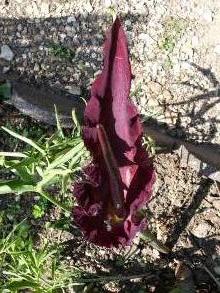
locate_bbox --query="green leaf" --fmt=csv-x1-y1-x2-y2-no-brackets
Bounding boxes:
0,180,35,195
0,152,27,158
38,169,71,188
0,156,5,166
0,82,11,101
32,204,45,219
13,166,33,182
37,190,71,213
141,229,170,254
72,109,81,135
46,141,84,170
69,149,85,169
54,104,65,139
5,279,39,290
1,127,46,155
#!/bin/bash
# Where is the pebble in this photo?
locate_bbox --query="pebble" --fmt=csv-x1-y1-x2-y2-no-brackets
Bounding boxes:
59,33,66,41
163,89,172,101
67,16,76,24
148,81,162,95
213,199,220,210
0,45,14,61
65,85,81,96
214,266,220,276
125,20,132,27
34,63,40,71
84,2,93,13
148,98,159,107
139,33,154,46
104,0,112,7
201,9,213,23
191,222,212,238
214,44,220,55
191,35,199,47
3,66,10,73
17,24,22,32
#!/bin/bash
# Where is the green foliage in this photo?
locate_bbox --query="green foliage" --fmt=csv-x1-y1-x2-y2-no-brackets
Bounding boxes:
159,17,188,56
142,136,157,156
0,110,88,212
32,199,48,219
0,222,83,292
49,43,75,60
0,82,11,101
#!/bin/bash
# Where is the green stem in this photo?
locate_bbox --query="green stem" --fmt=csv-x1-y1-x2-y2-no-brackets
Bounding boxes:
141,229,170,254
62,272,154,287
37,189,71,214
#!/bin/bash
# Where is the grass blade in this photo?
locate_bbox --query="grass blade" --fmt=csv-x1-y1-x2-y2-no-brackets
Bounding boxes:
1,127,46,155
38,169,72,188
0,180,35,195
47,141,84,170
54,104,65,139
0,152,27,158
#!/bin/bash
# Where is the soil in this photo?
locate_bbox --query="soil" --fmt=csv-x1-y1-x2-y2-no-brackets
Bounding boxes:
1,0,220,292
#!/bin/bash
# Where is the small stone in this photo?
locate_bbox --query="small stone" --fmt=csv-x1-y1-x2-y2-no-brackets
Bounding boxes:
125,20,132,27
3,66,10,73
67,16,76,23
214,266,220,276
59,33,66,41
139,33,154,46
65,85,81,96
104,0,112,7
173,63,181,75
148,98,158,107
34,63,40,71
84,2,93,13
163,90,172,100
148,81,162,95
214,44,220,55
201,9,213,23
213,199,220,210
191,35,199,47
0,45,14,61
17,24,22,32
191,222,212,238
181,61,191,70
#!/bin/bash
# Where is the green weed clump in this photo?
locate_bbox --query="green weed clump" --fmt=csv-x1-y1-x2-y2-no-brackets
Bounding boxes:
0,109,88,213
0,221,84,292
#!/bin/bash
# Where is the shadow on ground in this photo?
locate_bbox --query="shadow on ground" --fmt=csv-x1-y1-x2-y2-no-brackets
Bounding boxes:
0,12,220,292
165,63,220,143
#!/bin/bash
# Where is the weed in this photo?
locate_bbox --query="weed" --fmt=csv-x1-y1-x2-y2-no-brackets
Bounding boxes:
0,222,83,292
143,136,157,156
32,197,49,219
49,43,75,60
0,81,11,101
0,109,89,213
159,17,188,56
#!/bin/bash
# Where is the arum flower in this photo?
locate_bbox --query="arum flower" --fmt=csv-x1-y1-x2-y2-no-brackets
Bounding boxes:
72,17,155,248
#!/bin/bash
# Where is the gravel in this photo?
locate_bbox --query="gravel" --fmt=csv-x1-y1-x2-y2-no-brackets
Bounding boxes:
0,44,14,61
1,1,220,290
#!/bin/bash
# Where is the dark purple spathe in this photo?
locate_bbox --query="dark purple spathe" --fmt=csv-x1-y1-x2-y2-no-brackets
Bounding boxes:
72,18,155,248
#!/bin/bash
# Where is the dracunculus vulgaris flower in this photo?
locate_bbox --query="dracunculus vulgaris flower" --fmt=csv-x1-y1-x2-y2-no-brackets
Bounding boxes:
72,17,155,248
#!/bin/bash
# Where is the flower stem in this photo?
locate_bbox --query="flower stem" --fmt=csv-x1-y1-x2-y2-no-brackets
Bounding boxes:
141,229,170,254
37,189,71,214
66,272,155,286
